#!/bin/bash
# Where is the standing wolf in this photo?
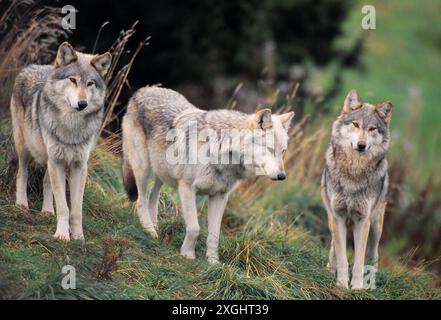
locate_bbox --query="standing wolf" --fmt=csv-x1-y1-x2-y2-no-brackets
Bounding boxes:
122,86,294,263
321,89,392,289
11,42,111,241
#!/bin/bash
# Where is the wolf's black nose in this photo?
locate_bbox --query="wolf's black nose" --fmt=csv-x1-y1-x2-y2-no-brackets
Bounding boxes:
78,100,88,110
277,173,286,181
357,143,366,151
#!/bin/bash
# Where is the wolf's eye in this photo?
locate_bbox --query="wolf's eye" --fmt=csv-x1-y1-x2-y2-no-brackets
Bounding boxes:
352,122,359,128
69,77,77,85
87,81,95,87
369,126,377,132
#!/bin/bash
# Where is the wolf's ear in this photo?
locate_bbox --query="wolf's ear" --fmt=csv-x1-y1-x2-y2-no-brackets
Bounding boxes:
278,111,295,131
91,52,112,78
55,42,78,68
376,101,393,125
342,89,362,114
250,109,273,130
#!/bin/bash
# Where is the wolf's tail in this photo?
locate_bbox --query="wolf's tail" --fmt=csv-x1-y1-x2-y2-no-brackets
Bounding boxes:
122,151,138,201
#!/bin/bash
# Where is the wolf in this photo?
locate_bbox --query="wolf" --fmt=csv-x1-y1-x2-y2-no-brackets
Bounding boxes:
10,42,111,241
122,86,294,263
321,89,392,289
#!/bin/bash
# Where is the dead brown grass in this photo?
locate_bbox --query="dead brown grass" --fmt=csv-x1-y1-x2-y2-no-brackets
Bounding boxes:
0,0,69,109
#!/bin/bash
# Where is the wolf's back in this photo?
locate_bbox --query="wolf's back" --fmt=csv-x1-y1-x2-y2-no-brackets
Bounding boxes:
129,86,197,126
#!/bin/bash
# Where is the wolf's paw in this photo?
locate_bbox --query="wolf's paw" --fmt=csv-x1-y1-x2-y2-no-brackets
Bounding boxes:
144,227,158,239
336,278,349,289
54,230,71,242
16,203,29,213
180,249,196,260
326,261,336,274
40,210,54,217
350,278,364,290
207,256,220,265
54,224,70,241
70,223,84,241
41,205,54,216
71,232,85,242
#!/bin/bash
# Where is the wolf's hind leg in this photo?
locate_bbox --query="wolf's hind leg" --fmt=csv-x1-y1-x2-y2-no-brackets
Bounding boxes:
15,150,30,210
178,182,199,260
133,166,157,239
41,169,54,214
148,176,163,229
122,116,156,238
48,159,70,241
206,193,228,264
69,162,87,241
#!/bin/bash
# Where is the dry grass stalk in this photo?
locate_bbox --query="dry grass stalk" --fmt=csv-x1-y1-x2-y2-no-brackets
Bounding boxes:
99,21,150,133
0,0,69,109
228,82,327,204
97,237,128,280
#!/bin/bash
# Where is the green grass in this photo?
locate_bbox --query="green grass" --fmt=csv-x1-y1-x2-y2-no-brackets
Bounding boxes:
0,142,439,300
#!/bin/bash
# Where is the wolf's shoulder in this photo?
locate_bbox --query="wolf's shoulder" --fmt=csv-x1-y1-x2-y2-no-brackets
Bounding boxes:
13,64,53,106
14,64,53,91
17,64,53,81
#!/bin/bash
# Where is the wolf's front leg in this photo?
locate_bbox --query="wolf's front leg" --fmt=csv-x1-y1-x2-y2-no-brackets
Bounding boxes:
48,159,70,241
178,182,199,260
69,162,87,241
367,203,385,271
327,238,336,273
351,216,371,289
331,212,349,288
206,193,228,264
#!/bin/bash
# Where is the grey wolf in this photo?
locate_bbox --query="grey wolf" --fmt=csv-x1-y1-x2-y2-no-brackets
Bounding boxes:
321,89,392,289
11,42,111,241
122,86,294,263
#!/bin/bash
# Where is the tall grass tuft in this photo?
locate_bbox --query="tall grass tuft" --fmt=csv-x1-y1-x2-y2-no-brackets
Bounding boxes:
0,0,69,110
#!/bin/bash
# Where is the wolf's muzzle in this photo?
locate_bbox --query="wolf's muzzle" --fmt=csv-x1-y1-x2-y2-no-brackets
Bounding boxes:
277,173,286,180
77,100,88,111
271,173,286,181
357,143,366,152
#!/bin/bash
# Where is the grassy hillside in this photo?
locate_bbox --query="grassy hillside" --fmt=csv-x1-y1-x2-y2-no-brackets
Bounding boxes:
0,129,439,300
0,0,440,301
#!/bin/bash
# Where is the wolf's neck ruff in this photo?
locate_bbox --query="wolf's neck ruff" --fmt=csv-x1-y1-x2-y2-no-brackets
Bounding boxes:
38,89,103,146
329,142,387,181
